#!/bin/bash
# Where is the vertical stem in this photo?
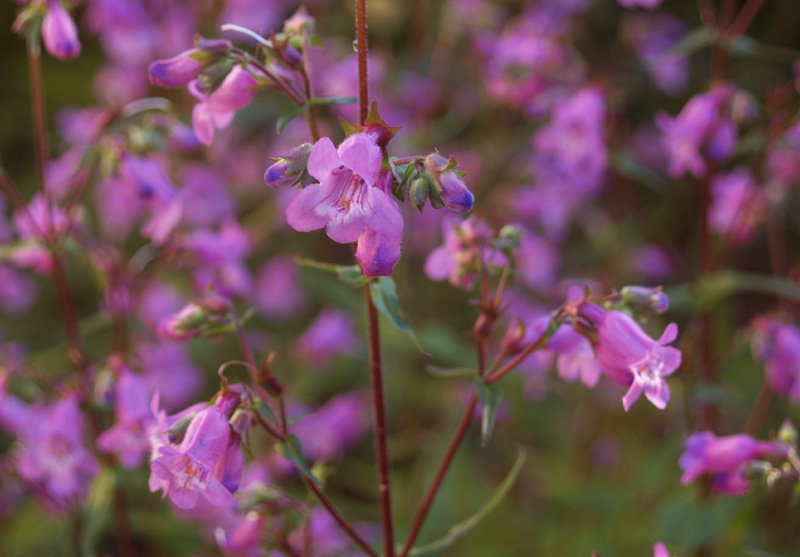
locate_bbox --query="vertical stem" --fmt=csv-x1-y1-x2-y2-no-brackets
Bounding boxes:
301,29,321,143
364,285,395,557
355,3,394,554
28,40,136,557
28,46,49,197
743,380,775,436
399,394,477,557
356,0,369,124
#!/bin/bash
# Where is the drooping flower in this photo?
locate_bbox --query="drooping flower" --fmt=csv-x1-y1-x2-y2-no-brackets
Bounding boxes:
751,317,800,402
42,0,81,61
354,168,403,276
423,154,474,213
285,133,403,244
148,49,203,88
150,406,237,510
708,168,766,244
425,215,506,289
189,66,259,146
15,394,99,511
576,302,681,410
678,431,788,493
97,368,156,468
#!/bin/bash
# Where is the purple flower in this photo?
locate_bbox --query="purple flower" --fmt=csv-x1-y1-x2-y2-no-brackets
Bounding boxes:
291,393,369,462
354,168,404,276
653,542,671,557
424,215,506,289
16,395,98,511
42,0,81,61
149,49,203,88
296,308,359,368
215,512,264,556
678,431,788,491
547,325,603,388
708,168,766,244
255,256,307,321
190,66,259,146
751,317,800,401
97,369,156,468
286,134,403,244
150,406,236,510
656,85,737,178
577,302,681,411
424,154,475,212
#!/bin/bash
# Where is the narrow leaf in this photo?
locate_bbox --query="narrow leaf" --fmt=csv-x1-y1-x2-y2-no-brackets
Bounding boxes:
407,446,527,556
254,399,277,423
280,434,323,487
476,379,501,446
311,96,358,105
295,257,368,286
425,365,475,379
276,102,310,133
370,276,429,355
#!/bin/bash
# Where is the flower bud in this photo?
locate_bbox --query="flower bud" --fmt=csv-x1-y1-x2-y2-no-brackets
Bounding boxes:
284,6,315,35
194,58,236,96
501,317,526,356
149,49,203,88
264,143,312,188
159,304,205,341
195,37,233,55
42,0,80,61
409,178,430,212
778,419,797,447
424,154,474,213
620,285,669,314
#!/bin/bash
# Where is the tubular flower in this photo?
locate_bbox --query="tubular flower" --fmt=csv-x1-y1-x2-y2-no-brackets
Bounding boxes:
577,302,681,411
42,0,81,61
150,406,236,510
286,133,403,244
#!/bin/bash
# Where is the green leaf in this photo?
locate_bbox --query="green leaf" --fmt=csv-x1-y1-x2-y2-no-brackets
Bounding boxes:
254,399,277,423
727,35,800,65
407,446,527,556
370,276,429,355
81,468,115,557
611,152,668,192
295,257,368,286
425,365,475,379
311,96,358,105
667,26,714,56
276,102,310,133
279,434,323,487
476,379,501,446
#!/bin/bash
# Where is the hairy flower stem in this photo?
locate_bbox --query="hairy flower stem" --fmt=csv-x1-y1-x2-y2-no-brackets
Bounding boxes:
364,285,396,557
356,0,369,124
301,28,321,143
399,393,478,557
355,2,395,554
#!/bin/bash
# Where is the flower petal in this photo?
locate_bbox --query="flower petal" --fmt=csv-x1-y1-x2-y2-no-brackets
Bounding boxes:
203,477,236,508
285,184,329,233
338,134,381,186
363,186,403,237
622,380,643,412
644,378,670,410
658,322,679,345
307,137,341,181
657,346,682,376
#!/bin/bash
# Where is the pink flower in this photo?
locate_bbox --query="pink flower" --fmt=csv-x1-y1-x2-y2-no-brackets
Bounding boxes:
578,302,681,410
42,0,81,61
286,133,403,244
150,407,236,510
190,66,258,146
148,49,203,88
678,431,788,493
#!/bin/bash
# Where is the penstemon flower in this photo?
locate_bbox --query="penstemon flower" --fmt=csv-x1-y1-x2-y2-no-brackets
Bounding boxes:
575,301,681,411
42,0,81,61
285,133,403,246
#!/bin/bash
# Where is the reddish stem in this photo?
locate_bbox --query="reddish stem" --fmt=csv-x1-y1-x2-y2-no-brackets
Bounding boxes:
356,0,369,124
399,393,477,557
364,284,396,557
726,0,768,37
